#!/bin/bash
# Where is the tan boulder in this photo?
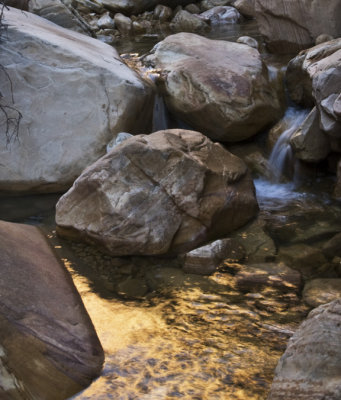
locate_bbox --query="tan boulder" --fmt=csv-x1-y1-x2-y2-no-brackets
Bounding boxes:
56,129,258,256
0,220,104,399
268,299,341,399
0,7,153,193
145,33,282,142
255,0,341,53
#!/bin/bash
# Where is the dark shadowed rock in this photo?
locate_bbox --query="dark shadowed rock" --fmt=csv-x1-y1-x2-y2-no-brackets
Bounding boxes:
56,129,258,257
0,220,104,399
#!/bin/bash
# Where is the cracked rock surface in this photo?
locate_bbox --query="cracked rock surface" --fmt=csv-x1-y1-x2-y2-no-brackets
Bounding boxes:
56,129,258,256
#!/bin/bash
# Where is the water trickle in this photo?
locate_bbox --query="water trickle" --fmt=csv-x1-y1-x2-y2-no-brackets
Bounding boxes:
152,94,170,132
268,107,309,182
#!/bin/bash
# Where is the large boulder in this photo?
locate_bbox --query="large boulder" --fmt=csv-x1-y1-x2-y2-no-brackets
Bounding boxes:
144,33,282,142
254,0,341,53
0,7,153,193
268,299,341,399
56,129,259,256
0,220,104,399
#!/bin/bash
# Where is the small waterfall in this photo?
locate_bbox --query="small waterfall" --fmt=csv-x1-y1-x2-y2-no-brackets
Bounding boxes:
152,94,170,132
268,107,309,182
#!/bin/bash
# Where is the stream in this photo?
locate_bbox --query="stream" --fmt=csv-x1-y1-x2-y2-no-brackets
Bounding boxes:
1,15,341,400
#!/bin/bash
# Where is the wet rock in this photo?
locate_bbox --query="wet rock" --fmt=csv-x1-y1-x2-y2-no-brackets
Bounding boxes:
323,232,341,259
303,279,341,308
268,299,341,399
237,35,259,49
278,244,328,279
236,263,302,293
56,129,258,257
114,13,133,35
290,107,330,162
170,10,210,33
154,4,173,21
117,278,149,299
199,0,234,11
29,0,91,34
200,6,242,25
254,0,341,53
74,0,104,13
234,0,255,18
231,218,276,263
0,7,153,193
315,34,334,45
97,12,115,29
144,33,282,142
0,220,104,399
286,39,341,109
182,238,245,275
228,142,269,177
184,3,201,14
3,0,28,9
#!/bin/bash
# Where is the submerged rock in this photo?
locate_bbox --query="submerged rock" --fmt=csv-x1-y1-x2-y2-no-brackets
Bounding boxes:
182,238,245,275
144,33,282,142
0,220,104,399
0,7,153,193
56,129,258,256
254,0,341,53
303,279,341,308
268,299,341,399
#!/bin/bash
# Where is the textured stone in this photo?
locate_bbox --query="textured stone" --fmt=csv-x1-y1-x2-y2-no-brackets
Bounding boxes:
182,238,245,275
255,0,341,53
268,299,341,399
56,129,258,257
0,220,104,399
0,7,153,193
171,10,210,33
145,33,282,142
290,107,330,162
200,6,241,25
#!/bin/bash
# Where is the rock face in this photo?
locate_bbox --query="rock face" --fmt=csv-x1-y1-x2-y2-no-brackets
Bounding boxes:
268,299,341,399
0,7,153,193
56,129,258,256
0,220,104,399
255,0,341,53
285,39,341,173
145,33,282,142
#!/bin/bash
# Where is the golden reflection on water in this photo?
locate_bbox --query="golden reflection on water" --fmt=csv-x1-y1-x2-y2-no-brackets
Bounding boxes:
57,244,308,400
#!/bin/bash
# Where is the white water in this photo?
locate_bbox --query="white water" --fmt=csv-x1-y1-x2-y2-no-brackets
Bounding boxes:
268,107,309,182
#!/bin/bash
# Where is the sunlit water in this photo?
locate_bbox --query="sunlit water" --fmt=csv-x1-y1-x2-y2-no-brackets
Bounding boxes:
1,14,340,400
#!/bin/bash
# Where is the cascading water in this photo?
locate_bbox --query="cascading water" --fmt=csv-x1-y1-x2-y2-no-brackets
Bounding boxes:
255,107,310,210
268,107,309,182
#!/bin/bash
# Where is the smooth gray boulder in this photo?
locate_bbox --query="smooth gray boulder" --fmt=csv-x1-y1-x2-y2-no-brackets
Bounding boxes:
0,7,153,193
0,220,104,400
56,129,258,257
144,33,282,142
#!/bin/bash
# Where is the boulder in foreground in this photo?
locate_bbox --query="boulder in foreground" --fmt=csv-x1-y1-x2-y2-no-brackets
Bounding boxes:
0,220,104,399
56,129,258,256
268,299,341,399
